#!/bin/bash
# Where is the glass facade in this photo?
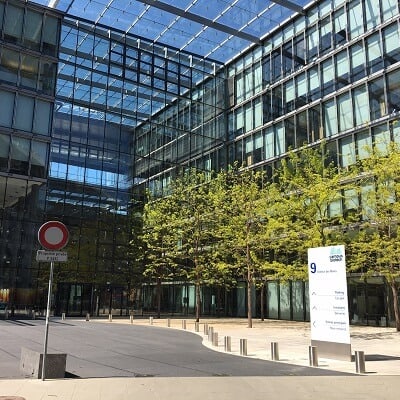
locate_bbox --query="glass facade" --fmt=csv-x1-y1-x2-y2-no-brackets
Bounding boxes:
1,0,400,323
0,0,59,311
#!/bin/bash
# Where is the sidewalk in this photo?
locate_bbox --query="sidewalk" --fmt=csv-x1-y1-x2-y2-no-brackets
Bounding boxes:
99,317,400,375
1,317,400,400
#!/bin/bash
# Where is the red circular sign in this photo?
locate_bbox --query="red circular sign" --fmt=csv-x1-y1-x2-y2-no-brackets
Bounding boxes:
38,221,69,250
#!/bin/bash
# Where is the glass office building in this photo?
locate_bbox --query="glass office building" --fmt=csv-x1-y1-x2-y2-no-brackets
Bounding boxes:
1,0,399,324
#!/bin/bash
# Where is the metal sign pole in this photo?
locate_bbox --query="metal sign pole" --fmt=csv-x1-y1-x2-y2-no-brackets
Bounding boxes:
41,260,54,381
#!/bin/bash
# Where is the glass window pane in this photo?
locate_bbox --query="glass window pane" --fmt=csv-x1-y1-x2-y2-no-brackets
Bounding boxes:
349,1,364,39
0,133,9,171
245,104,253,132
285,80,295,112
0,133,9,157
33,100,52,135
0,90,15,128
280,283,291,320
275,123,285,155
323,100,338,137
367,33,383,74
296,73,307,107
340,136,356,167
254,99,262,128
23,9,42,50
353,85,370,126
386,68,400,115
30,141,47,178
292,281,304,321
383,23,400,64
382,0,399,20
20,54,39,89
350,43,366,81
373,124,390,154
309,67,320,101
254,63,262,94
322,58,335,95
10,136,30,175
365,0,381,30
308,26,319,60
267,282,279,319
334,7,347,45
356,131,372,159
0,48,19,84
336,50,349,88
338,92,353,132
4,4,24,44
14,95,34,132
42,15,59,56
265,127,274,159
369,78,386,120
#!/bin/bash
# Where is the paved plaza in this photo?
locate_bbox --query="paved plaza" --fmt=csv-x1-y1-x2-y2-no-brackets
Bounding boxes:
0,317,399,399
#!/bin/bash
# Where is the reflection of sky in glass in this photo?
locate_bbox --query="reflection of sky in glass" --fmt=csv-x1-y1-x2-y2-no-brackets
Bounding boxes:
29,0,310,63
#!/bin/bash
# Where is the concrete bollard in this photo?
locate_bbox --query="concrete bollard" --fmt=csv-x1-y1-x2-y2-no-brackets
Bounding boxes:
167,318,171,327
195,322,199,332
108,314,112,322
86,313,90,321
240,338,247,355
208,327,214,342
61,313,66,320
355,350,366,374
308,345,318,367
212,332,218,347
203,323,208,335
130,315,134,324
149,316,153,325
271,342,279,361
182,319,186,329
224,336,231,352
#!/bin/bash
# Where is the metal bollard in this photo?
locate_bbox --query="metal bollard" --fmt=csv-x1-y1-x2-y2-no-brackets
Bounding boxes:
4,310,8,320
208,327,214,341
308,345,318,367
149,316,153,325
86,313,90,321
240,338,247,355
195,322,199,332
61,312,66,320
167,318,171,327
224,336,231,352
212,332,218,347
108,314,112,322
271,342,279,361
182,319,186,329
130,315,134,324
355,350,366,374
203,323,208,335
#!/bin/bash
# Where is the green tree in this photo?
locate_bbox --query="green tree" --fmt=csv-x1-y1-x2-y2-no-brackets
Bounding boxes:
216,167,269,328
141,194,179,318
348,142,400,331
168,169,220,322
276,144,348,275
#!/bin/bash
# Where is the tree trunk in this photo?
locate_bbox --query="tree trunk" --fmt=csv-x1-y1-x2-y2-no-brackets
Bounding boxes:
156,277,161,319
195,282,201,322
390,281,400,331
246,234,252,328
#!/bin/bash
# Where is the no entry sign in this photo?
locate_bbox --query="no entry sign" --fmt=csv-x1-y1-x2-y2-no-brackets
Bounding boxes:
38,221,69,250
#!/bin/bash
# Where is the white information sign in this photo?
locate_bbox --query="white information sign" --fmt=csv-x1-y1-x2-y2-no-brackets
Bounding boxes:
36,250,68,262
308,245,350,344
